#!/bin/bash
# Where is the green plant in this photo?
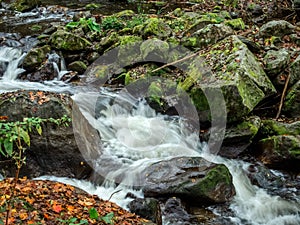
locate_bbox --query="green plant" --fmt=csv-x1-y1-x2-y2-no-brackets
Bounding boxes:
66,18,101,32
0,115,71,225
101,16,124,31
89,208,115,224
57,217,88,225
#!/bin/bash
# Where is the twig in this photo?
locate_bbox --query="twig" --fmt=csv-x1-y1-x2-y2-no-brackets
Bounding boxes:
151,51,201,73
276,72,291,119
108,189,122,201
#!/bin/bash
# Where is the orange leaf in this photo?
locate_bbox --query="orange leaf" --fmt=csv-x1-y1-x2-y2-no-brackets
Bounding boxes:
0,116,8,121
44,213,50,219
67,205,75,212
19,212,28,220
53,204,63,213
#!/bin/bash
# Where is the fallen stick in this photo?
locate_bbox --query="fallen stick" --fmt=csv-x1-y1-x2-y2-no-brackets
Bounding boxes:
276,72,291,119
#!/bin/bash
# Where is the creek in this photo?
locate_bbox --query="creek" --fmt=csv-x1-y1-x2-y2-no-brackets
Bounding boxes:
0,2,300,225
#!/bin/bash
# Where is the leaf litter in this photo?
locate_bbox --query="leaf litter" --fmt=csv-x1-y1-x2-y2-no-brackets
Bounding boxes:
0,178,149,224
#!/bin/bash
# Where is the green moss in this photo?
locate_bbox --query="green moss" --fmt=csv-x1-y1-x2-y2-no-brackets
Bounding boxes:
189,164,232,195
142,18,172,38
148,81,163,105
225,18,245,30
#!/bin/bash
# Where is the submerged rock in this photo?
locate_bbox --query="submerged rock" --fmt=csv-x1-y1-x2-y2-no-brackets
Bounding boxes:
143,157,235,204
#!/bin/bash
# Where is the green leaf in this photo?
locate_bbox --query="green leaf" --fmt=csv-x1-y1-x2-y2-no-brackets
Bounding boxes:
4,138,13,156
18,127,30,146
66,21,80,29
101,212,114,224
89,207,99,220
0,143,6,157
36,124,42,135
69,217,77,223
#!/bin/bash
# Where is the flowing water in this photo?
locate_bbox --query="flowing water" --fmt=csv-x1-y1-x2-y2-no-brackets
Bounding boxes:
1,32,300,225
0,46,73,93
69,89,300,225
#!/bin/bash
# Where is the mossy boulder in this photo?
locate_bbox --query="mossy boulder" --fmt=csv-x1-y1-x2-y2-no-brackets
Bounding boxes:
289,54,300,86
257,135,300,172
224,18,245,30
259,119,300,137
22,45,51,72
182,35,276,123
140,39,169,61
117,35,143,66
68,61,87,74
263,49,290,77
10,0,41,12
143,157,235,204
259,20,296,38
218,116,261,158
49,30,92,51
141,18,172,38
182,23,233,49
283,80,300,117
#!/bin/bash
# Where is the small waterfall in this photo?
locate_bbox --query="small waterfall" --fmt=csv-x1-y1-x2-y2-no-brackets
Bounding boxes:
201,150,300,225
0,46,25,80
70,88,300,225
0,46,72,93
72,89,201,187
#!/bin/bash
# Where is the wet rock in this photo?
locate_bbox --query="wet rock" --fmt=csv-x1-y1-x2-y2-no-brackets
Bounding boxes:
143,157,235,204
162,197,197,225
259,20,296,38
49,30,92,51
140,18,172,38
181,35,276,123
219,116,261,158
22,45,51,72
68,60,87,75
182,23,233,49
257,135,300,172
263,49,290,77
283,80,300,117
0,90,92,179
128,198,162,225
10,0,41,12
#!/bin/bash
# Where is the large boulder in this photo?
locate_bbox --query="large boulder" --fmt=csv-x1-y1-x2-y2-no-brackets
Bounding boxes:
259,20,296,38
142,157,235,204
283,80,300,117
22,45,51,72
181,35,276,123
257,135,300,172
0,90,92,179
49,30,92,51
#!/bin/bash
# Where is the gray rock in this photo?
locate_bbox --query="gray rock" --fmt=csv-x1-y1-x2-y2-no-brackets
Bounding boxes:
143,157,235,204
257,135,300,173
289,54,300,86
283,80,300,117
259,20,296,38
22,45,51,72
128,198,162,225
181,35,276,123
0,90,92,179
182,23,233,48
49,30,92,51
219,116,261,158
263,49,290,76
68,61,87,74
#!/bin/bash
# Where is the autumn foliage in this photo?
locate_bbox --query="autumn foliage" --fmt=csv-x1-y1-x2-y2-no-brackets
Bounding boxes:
0,178,148,224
